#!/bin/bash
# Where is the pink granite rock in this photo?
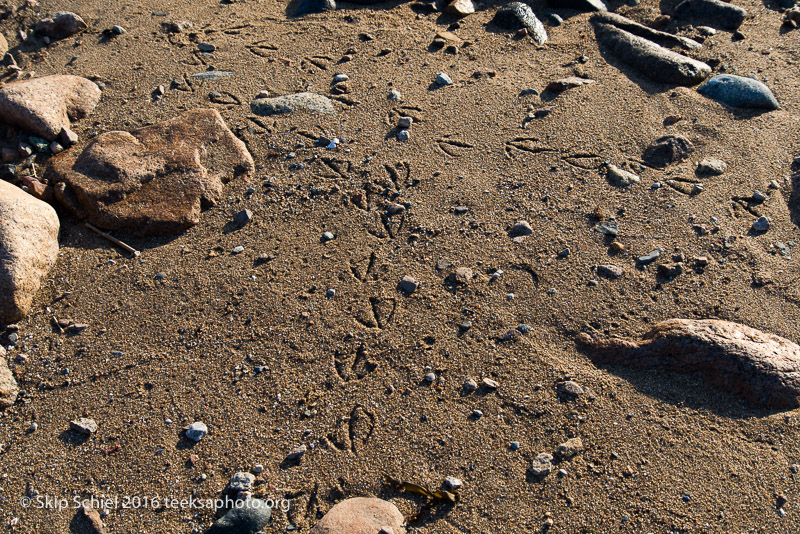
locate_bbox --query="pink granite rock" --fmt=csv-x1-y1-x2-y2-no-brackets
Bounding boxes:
310,497,406,534
0,180,60,324
0,75,101,140
578,319,800,408
48,108,255,236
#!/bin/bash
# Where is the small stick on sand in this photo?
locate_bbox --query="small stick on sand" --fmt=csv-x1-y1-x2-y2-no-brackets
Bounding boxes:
85,223,140,257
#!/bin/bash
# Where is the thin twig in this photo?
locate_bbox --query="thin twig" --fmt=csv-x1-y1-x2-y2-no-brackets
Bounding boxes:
84,223,140,256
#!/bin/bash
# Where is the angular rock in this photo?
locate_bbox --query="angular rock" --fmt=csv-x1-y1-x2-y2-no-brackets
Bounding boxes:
228,472,256,492
0,33,7,56
0,350,19,409
492,3,548,45
186,421,208,441
0,180,60,324
592,21,710,86
643,135,694,168
449,267,473,285
294,0,337,17
674,0,746,30
577,319,800,408
310,497,406,534
697,75,779,111
47,108,254,236
35,12,88,40
606,164,639,187
285,444,307,463
207,499,272,534
447,0,476,16
555,437,583,459
696,158,726,176
529,453,554,477
547,77,596,92
0,75,101,141
73,505,107,534
557,380,584,396
398,275,419,293
548,0,607,11
251,92,336,116
597,264,624,279
592,12,702,51
70,417,98,435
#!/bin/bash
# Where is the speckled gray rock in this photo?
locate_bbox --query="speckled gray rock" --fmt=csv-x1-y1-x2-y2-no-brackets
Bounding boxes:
674,0,746,30
592,20,710,86
310,497,406,534
492,3,548,45
228,472,256,492
697,75,779,110
0,349,19,410
578,319,800,408
35,12,87,40
206,499,272,534
251,92,336,116
0,75,101,141
0,180,60,324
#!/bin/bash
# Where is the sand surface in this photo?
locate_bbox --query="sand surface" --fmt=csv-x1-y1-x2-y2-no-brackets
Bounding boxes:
3,0,800,531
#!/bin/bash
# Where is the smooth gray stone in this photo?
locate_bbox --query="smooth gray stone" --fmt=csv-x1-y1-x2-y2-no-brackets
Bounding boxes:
674,0,746,30
206,500,272,534
492,3,548,45
294,0,336,16
547,0,607,11
592,12,701,51
251,92,336,115
697,75,779,110
593,22,711,86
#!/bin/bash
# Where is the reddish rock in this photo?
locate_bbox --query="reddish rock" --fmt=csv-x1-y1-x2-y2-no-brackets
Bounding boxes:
310,497,406,534
47,108,255,236
578,319,800,408
0,180,60,324
19,176,53,203
0,75,101,141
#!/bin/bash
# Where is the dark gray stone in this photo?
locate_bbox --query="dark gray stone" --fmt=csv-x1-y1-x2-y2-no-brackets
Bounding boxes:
592,12,701,51
294,0,336,17
697,75,779,110
592,21,710,86
206,499,272,534
547,0,607,11
492,3,548,45
643,135,694,168
674,0,746,30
